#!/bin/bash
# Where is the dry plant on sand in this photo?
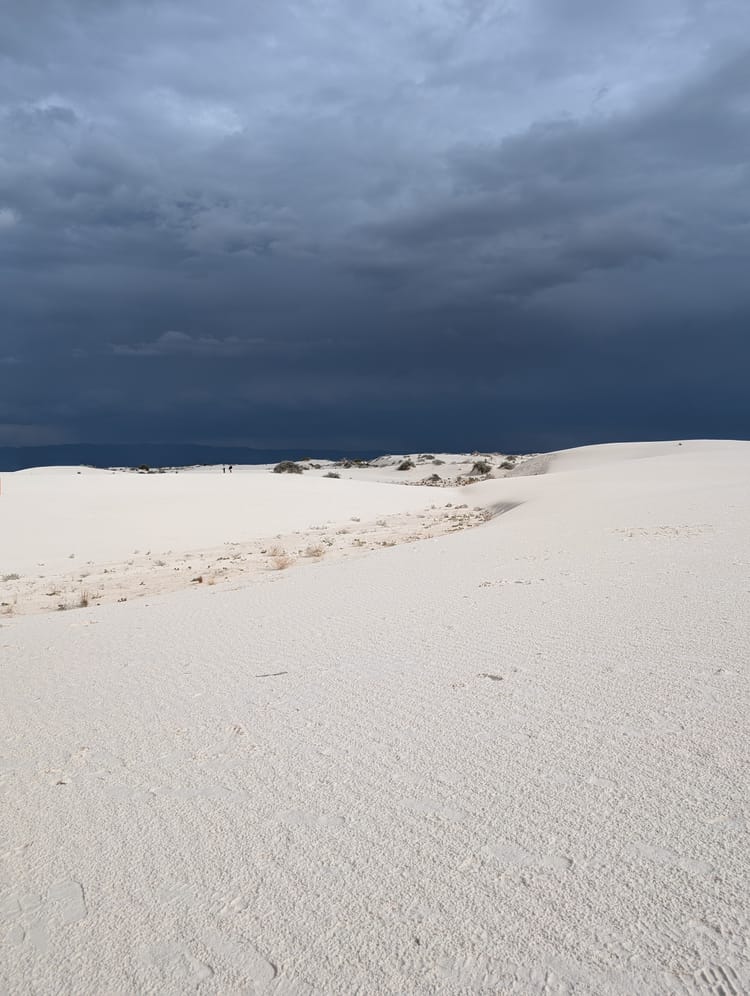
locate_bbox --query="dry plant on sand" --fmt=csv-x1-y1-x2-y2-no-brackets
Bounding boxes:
268,547,294,570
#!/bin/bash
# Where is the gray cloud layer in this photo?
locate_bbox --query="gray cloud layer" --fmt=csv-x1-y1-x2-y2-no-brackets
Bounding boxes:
1,0,749,449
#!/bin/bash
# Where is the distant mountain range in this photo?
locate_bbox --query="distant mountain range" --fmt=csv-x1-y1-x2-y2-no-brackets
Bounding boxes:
0,443,387,472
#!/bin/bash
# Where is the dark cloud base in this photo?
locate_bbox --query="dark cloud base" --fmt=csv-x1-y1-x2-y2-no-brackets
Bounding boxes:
1,2,748,452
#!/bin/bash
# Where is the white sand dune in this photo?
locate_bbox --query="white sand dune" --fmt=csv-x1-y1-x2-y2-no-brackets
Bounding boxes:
0,465,472,577
0,456,503,615
1,440,749,994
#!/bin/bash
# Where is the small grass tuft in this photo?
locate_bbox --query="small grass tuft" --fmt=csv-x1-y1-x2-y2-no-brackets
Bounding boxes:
271,552,293,570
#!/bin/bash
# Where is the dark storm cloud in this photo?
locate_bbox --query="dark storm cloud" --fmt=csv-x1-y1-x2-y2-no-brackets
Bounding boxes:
112,331,269,358
1,0,749,450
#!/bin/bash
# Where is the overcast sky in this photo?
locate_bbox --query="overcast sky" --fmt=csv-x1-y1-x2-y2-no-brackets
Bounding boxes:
1,0,748,451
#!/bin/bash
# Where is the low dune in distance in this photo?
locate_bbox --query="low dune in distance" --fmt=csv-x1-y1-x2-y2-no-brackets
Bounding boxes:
1,440,749,994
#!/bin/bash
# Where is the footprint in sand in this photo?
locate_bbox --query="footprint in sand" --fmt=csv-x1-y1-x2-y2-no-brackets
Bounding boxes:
48,880,87,924
141,941,213,989
664,963,745,995
627,841,714,876
482,841,573,872
218,893,254,917
436,954,575,993
435,953,503,989
157,882,202,906
0,880,87,955
202,928,277,986
277,809,345,829
405,798,463,821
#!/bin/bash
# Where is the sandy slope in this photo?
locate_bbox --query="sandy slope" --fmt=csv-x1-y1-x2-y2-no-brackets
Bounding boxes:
0,456,510,615
1,440,749,994
0,463,475,577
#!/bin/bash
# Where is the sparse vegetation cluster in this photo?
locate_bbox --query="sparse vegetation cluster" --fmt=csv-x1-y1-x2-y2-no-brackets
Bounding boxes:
267,546,293,570
335,458,371,469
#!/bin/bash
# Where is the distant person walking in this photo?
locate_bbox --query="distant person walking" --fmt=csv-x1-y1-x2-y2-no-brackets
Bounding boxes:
222,465,226,474
229,465,233,474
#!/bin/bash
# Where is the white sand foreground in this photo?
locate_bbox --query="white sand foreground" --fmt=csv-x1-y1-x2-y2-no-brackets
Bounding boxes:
1,440,749,994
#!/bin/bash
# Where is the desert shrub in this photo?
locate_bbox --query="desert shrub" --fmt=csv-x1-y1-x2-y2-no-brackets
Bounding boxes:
137,464,150,472
303,545,324,558
397,459,415,471
324,471,340,478
432,459,444,465
420,454,435,460
500,460,515,470
270,552,293,570
471,460,492,475
273,461,303,474
1,573,20,582
424,474,441,483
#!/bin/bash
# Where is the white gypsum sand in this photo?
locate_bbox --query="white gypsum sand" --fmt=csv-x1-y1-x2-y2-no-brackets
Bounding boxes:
0,458,500,615
0,439,749,994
